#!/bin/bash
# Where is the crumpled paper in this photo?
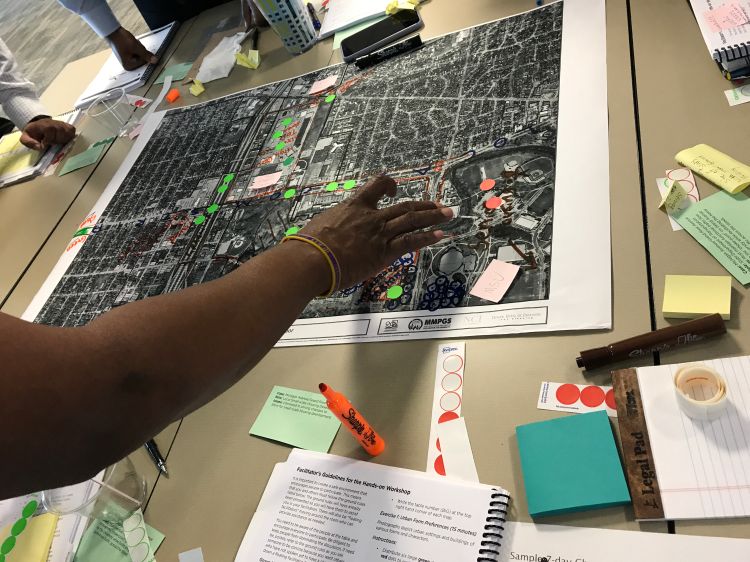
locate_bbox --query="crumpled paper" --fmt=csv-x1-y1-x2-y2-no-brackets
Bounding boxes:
385,0,420,15
196,32,245,83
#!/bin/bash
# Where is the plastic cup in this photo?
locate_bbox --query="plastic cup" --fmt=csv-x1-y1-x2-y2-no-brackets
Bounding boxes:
41,456,147,522
85,88,133,137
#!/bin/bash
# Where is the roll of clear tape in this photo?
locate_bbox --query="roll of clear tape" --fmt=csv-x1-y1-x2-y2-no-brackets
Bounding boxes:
673,363,728,421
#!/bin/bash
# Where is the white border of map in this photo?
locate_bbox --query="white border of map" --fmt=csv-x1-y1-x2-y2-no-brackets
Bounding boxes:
22,0,611,346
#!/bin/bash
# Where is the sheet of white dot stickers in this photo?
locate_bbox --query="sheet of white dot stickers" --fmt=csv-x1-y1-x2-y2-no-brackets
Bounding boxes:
426,342,466,476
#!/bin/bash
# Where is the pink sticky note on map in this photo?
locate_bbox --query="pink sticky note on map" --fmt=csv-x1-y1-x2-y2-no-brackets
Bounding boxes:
309,75,338,95
703,2,749,32
469,259,520,303
249,171,283,189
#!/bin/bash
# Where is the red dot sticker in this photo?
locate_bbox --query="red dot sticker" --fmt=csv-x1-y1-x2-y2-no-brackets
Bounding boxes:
438,411,459,424
434,455,446,476
581,385,606,407
605,388,616,410
479,178,495,191
485,196,503,210
436,438,441,452
556,383,580,405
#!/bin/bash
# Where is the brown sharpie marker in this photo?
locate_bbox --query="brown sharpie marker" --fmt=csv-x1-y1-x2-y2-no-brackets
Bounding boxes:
576,313,726,370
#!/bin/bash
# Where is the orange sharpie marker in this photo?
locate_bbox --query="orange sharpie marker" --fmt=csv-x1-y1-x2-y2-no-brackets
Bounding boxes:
319,383,385,456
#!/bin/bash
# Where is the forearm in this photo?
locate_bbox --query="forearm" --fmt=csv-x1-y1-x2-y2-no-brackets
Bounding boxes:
1,241,327,497
0,38,47,129
57,0,121,37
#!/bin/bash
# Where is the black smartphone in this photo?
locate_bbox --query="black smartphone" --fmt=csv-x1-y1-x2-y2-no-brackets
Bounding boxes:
341,10,424,63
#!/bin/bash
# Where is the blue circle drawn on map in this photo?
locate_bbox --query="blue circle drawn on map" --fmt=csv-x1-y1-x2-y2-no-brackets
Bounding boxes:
398,253,415,266
494,137,508,148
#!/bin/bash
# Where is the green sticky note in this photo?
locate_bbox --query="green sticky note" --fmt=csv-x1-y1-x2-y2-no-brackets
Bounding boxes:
154,62,193,85
516,411,630,517
73,518,164,562
249,386,340,453
58,143,107,176
672,190,750,285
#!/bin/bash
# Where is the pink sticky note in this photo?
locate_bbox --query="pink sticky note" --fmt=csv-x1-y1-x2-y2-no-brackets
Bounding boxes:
249,171,283,189
703,2,749,32
308,75,338,95
469,259,520,303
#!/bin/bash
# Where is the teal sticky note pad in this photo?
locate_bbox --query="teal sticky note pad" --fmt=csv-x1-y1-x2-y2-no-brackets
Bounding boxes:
249,386,340,453
516,410,631,517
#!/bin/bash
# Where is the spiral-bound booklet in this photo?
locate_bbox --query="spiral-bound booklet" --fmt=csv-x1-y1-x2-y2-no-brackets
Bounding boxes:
689,0,750,78
235,449,510,561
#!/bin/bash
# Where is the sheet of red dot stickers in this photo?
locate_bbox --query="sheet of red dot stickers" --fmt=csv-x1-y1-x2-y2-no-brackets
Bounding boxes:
426,342,466,476
537,381,617,417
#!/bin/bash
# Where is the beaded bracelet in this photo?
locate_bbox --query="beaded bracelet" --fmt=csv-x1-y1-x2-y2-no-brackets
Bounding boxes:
282,234,341,297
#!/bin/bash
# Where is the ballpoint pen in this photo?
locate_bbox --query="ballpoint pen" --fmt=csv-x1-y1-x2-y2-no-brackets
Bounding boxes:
144,439,169,477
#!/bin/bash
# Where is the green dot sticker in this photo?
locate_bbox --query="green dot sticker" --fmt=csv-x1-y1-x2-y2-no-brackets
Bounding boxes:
387,285,404,299
325,94,336,103
1,537,15,555
275,142,286,151
206,203,220,214
284,189,296,199
285,226,300,235
194,215,206,225
281,117,293,126
21,501,37,518
283,156,294,166
223,173,235,182
272,130,283,138
217,184,228,193
325,181,338,192
11,519,26,537
343,179,356,190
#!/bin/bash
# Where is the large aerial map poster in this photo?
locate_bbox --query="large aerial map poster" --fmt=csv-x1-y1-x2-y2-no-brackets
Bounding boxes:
24,0,611,346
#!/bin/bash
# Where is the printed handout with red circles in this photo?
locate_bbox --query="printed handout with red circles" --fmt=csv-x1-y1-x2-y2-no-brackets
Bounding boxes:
537,381,617,417
426,342,466,476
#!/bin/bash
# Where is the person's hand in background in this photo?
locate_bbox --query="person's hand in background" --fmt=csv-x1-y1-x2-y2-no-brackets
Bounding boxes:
20,117,76,151
106,27,158,70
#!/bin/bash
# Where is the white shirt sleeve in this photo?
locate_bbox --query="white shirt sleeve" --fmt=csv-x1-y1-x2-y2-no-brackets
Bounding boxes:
57,0,121,38
0,38,48,130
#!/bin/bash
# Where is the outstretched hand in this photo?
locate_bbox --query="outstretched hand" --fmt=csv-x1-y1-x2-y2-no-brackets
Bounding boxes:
20,118,76,151
299,176,453,288
107,27,158,71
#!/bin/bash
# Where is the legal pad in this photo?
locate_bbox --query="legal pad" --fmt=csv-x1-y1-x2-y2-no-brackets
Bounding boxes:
517,410,631,517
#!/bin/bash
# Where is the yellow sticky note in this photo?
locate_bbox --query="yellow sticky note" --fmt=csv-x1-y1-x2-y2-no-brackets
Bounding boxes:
658,180,689,215
189,79,205,97
0,513,58,562
663,275,732,319
235,50,260,69
675,144,750,194
386,0,417,15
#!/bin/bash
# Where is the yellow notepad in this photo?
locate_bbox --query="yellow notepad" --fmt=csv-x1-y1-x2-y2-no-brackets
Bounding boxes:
662,275,732,319
0,131,42,176
0,513,58,562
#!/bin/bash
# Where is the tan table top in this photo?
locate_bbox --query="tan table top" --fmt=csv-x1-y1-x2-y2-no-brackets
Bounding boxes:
630,0,750,539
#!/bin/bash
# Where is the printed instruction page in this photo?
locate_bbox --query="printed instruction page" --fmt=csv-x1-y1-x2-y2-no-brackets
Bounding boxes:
235,450,505,561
